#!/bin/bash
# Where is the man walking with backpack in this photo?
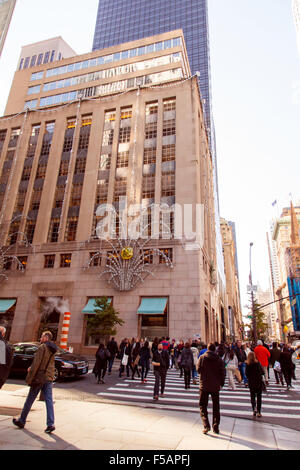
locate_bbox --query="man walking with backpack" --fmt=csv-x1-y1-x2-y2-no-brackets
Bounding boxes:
197,343,226,435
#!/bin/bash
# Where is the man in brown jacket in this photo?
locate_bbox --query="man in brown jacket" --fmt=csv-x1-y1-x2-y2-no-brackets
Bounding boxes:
13,331,57,434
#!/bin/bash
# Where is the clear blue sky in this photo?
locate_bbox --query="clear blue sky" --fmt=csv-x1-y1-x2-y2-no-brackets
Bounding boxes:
0,0,299,315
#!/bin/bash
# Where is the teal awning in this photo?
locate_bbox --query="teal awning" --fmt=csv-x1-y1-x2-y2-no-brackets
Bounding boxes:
137,298,168,315
0,299,16,313
82,298,111,314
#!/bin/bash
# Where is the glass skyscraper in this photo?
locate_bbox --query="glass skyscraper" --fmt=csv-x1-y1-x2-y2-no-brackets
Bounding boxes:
92,0,211,133
92,0,226,288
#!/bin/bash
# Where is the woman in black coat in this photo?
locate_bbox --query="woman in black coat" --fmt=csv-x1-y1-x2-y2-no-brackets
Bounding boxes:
139,341,151,383
93,343,110,384
131,341,141,380
180,342,194,389
279,346,294,390
245,352,265,417
118,339,132,378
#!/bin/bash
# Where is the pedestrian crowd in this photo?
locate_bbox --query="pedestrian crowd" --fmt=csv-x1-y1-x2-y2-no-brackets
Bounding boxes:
0,326,298,437
92,335,298,435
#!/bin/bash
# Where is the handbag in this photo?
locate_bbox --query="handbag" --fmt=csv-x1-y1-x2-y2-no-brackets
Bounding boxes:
133,355,140,367
121,354,128,366
234,368,242,382
30,351,55,388
274,361,281,373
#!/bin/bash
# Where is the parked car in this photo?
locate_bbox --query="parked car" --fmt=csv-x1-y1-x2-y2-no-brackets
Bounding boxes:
9,342,89,381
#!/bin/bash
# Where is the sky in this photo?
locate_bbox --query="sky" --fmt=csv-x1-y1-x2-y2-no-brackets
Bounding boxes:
0,0,299,317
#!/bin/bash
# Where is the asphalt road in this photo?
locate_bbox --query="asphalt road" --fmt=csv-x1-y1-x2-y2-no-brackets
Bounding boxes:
5,361,300,432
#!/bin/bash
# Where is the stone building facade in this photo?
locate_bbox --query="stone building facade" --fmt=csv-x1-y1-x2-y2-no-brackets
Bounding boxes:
0,30,221,354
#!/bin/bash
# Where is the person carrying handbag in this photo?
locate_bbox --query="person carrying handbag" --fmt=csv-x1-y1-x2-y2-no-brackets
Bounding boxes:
13,331,57,434
224,349,238,390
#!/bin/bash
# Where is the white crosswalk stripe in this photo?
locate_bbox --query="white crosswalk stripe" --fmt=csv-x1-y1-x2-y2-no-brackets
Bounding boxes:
98,366,300,421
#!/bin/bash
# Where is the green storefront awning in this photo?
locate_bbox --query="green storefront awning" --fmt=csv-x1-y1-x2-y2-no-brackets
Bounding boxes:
137,298,168,315
0,299,16,313
82,298,111,314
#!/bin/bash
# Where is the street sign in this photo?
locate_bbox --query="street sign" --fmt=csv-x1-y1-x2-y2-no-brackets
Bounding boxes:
247,285,257,293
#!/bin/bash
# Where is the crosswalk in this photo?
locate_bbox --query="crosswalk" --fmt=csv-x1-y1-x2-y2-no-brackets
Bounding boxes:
98,366,300,422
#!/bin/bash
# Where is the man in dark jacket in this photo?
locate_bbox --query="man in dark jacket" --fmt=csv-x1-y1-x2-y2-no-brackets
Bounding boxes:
152,342,169,400
270,342,284,385
13,331,58,434
197,343,226,434
0,326,13,389
107,337,118,375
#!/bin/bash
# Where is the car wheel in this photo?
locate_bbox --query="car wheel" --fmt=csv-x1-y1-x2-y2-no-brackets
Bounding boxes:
54,367,60,382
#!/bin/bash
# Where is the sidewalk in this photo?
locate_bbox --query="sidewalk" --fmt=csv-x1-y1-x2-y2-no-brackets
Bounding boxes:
1,389,300,450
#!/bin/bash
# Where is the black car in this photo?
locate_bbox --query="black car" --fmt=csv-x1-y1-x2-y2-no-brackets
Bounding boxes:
9,343,89,381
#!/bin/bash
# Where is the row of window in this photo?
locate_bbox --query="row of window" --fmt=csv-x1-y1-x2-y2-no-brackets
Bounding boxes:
25,68,183,110
19,50,60,71
30,37,182,81
3,249,173,271
28,53,181,96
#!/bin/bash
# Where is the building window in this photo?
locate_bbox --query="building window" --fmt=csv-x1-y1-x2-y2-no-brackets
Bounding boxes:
159,248,173,264
96,179,109,205
119,127,131,143
105,110,116,122
37,53,43,65
143,147,156,164
60,254,72,268
17,256,28,271
163,98,176,112
70,184,82,207
163,119,176,137
142,175,155,199
89,252,101,267
116,151,129,168
102,129,114,146
74,158,86,174
121,108,132,120
44,255,55,269
113,177,127,201
99,154,111,170
48,219,60,243
25,222,36,244
143,249,153,264
161,173,175,197
162,144,175,162
30,189,42,211
21,166,31,181
43,51,50,64
65,218,78,242
146,102,158,116
145,122,157,139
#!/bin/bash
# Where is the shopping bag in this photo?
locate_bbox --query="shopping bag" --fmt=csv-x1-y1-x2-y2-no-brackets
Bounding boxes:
234,368,242,383
274,361,281,373
122,354,128,366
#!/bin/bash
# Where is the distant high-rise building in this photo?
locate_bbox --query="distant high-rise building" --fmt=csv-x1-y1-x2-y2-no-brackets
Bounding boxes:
292,0,300,56
92,0,226,291
93,0,211,129
0,0,16,57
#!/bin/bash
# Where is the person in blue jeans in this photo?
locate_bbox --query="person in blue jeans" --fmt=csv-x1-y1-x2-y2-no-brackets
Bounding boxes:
13,331,57,434
234,341,248,386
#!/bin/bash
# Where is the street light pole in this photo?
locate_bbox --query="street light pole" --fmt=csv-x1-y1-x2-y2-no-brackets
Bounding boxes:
249,242,258,344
